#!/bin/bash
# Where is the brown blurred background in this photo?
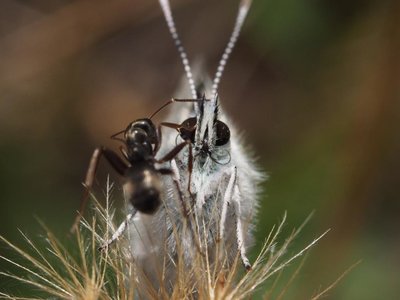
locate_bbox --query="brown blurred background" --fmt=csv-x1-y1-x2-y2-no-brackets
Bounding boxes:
0,0,399,298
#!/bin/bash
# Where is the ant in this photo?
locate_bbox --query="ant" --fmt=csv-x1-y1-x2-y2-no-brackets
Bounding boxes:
70,98,206,249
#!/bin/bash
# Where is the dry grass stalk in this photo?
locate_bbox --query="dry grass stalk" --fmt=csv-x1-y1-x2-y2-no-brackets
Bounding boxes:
0,181,331,299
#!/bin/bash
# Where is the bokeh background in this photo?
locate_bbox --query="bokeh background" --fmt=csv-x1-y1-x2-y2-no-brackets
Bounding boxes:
0,0,399,298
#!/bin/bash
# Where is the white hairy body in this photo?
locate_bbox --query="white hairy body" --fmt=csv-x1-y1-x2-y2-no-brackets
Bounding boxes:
126,76,264,292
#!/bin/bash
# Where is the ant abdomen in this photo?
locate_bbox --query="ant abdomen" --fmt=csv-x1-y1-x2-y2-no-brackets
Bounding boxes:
123,165,162,214
129,187,160,214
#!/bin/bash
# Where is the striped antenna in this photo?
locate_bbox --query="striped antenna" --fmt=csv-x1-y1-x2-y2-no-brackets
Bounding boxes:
211,0,252,98
159,0,197,99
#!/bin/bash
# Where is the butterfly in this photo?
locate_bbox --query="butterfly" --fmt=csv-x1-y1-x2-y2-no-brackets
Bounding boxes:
122,0,265,294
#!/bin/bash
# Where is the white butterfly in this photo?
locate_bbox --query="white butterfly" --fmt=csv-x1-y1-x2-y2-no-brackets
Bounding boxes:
130,0,264,290
111,0,264,294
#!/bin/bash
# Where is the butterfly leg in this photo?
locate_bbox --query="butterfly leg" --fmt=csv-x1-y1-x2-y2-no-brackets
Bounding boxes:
218,166,237,242
232,182,252,271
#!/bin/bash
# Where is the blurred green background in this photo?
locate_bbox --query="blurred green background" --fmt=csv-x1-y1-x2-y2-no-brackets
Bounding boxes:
0,0,399,298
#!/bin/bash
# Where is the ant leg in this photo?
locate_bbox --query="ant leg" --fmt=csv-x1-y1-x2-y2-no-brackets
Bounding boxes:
99,208,138,251
159,121,181,130
158,166,190,218
153,124,163,155
159,160,204,256
149,98,208,119
154,121,187,156
70,147,128,234
156,129,194,190
156,140,190,164
119,145,129,161
156,139,195,203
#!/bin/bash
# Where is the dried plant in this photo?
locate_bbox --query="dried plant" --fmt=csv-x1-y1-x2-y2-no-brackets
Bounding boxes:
0,180,336,300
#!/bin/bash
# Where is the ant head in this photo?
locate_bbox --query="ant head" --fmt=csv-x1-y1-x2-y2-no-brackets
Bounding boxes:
125,119,157,144
121,119,157,160
125,119,157,147
111,119,157,145
110,119,157,161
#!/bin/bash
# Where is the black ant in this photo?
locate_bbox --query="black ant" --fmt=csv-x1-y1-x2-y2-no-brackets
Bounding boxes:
70,98,205,248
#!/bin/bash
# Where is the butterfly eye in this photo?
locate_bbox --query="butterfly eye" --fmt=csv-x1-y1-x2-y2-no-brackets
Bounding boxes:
179,117,197,143
215,120,230,146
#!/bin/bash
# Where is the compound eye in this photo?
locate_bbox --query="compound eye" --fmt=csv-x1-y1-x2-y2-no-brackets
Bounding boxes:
179,117,197,143
215,120,230,146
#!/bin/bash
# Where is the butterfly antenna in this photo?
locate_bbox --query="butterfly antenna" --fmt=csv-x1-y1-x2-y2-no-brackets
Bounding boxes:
211,0,252,98
159,0,197,99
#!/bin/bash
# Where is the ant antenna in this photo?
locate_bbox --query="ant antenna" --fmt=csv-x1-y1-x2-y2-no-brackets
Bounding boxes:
159,0,197,99
211,0,252,98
